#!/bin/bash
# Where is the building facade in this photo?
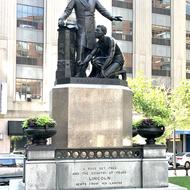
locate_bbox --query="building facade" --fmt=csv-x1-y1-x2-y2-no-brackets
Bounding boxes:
0,0,189,153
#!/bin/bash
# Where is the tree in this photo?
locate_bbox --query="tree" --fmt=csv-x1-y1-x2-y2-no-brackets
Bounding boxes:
128,75,170,143
128,75,170,121
169,80,190,130
128,76,190,144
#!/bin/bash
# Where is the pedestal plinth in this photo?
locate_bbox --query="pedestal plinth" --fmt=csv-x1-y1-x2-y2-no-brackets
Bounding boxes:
51,84,132,148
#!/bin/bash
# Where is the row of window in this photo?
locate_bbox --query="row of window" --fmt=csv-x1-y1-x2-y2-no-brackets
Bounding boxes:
16,41,43,66
113,0,171,12
16,79,42,101
123,54,171,76
112,17,190,49
15,55,190,102
17,4,43,18
124,54,190,79
16,3,44,102
17,4,44,30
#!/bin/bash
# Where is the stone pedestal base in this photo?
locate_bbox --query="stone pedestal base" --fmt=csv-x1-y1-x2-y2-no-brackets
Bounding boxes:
24,145,187,190
51,84,132,148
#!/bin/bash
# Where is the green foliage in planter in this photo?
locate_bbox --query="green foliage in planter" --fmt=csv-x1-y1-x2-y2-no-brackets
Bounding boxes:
22,118,37,129
10,136,23,142
22,115,56,129
36,115,56,128
132,116,165,129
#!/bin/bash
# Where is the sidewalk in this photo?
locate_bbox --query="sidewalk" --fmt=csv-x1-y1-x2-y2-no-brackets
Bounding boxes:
168,167,190,177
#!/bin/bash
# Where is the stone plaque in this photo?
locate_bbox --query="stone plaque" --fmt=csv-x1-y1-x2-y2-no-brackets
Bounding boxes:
56,159,141,189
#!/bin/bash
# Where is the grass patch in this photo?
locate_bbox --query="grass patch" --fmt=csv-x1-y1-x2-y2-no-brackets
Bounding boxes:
169,176,190,190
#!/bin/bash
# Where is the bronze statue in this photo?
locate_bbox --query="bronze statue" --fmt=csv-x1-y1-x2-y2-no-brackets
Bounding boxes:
79,25,126,80
58,0,122,77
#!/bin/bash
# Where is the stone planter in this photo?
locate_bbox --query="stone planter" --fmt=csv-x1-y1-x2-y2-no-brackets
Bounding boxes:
25,127,57,145
132,128,138,137
137,126,165,145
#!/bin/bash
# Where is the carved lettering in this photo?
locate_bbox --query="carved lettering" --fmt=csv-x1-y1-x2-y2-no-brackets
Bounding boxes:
69,163,130,188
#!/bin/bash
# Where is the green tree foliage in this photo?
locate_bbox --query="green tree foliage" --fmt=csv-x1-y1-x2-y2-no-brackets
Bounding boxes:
128,75,170,121
169,80,190,130
128,76,190,143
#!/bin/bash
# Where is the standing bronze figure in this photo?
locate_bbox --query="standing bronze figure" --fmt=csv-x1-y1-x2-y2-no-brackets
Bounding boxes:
58,0,122,77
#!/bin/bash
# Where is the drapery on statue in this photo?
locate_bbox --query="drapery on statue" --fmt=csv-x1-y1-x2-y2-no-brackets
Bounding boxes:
79,25,126,80
58,0,122,77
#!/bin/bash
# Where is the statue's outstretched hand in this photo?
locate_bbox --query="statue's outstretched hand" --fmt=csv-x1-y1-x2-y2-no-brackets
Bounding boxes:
112,16,122,21
58,18,66,27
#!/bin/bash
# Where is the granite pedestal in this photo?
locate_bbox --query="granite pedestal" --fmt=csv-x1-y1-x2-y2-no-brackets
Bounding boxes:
51,84,132,148
24,145,187,190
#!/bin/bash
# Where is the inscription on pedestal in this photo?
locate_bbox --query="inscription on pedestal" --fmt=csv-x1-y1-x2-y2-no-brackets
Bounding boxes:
73,165,126,187
57,159,141,189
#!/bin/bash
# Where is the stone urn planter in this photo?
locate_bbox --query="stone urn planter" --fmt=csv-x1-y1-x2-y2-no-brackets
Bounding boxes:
132,128,138,137
134,117,165,144
22,115,56,145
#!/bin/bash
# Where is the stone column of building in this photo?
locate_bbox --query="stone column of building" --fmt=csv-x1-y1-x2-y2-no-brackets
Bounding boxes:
133,0,152,78
44,0,59,106
171,0,186,88
0,0,16,103
0,0,17,152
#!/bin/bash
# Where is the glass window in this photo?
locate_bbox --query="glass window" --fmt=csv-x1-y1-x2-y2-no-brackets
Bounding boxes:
186,61,190,79
22,5,27,14
187,32,190,49
16,3,44,102
37,7,44,16
16,79,42,101
187,1,190,19
0,159,16,167
152,0,171,9
112,20,132,41
33,7,38,16
152,25,170,45
152,0,171,15
17,4,44,30
120,0,132,2
152,56,171,76
123,53,132,73
112,0,133,9
28,6,33,16
17,4,22,12
16,41,43,66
